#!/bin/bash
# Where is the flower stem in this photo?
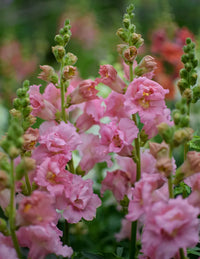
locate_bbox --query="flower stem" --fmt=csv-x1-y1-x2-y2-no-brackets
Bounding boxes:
129,63,141,259
9,159,23,259
63,220,70,246
179,248,186,259
168,145,174,199
60,61,67,123
24,171,32,195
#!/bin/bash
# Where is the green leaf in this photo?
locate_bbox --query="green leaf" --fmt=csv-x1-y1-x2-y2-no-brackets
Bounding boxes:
189,135,200,151
187,246,200,256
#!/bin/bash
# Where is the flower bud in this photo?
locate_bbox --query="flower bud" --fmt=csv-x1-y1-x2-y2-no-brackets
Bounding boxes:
192,85,200,103
123,46,137,63
0,170,9,191
157,123,174,144
149,141,169,159
179,68,188,79
192,59,198,68
63,65,76,80
177,78,188,93
10,109,22,119
54,34,64,45
116,28,127,42
173,127,193,147
179,115,190,127
130,33,144,48
8,146,21,159
38,65,57,83
52,45,65,62
182,88,192,103
190,72,197,86
172,111,181,125
0,218,8,235
13,98,21,110
135,55,157,76
17,88,27,98
64,52,78,65
156,157,173,178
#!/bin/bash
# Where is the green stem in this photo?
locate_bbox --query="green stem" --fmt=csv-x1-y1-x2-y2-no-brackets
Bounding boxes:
68,159,75,174
9,159,23,259
168,145,174,199
63,220,69,246
179,248,186,259
24,171,32,195
129,63,141,259
60,61,68,123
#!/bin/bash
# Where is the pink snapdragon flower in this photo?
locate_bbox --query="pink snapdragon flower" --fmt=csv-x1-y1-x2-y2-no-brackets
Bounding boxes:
43,83,62,110
70,79,99,104
17,190,57,226
0,233,18,259
99,118,138,153
33,121,81,164
103,91,131,119
101,156,136,201
56,174,101,223
34,157,72,196
142,197,199,259
28,84,57,120
125,77,168,119
17,223,73,259
96,64,126,93
126,173,165,222
23,127,39,151
78,133,112,173
76,98,104,133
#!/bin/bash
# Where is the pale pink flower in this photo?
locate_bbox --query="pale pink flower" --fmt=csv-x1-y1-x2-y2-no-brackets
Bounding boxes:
103,91,131,119
142,197,199,259
34,157,72,196
0,233,18,259
28,84,57,120
17,223,73,259
43,83,61,110
76,98,104,133
101,156,136,201
96,64,126,93
78,133,112,173
17,190,57,226
0,188,10,210
126,173,165,222
141,108,173,138
115,219,132,241
56,174,101,223
70,79,99,104
23,127,39,151
33,121,81,165
99,118,138,153
125,77,168,119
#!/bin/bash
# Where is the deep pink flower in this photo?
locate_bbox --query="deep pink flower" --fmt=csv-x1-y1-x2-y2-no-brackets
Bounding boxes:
125,77,168,119
17,190,57,226
28,85,57,120
70,79,99,104
56,174,101,223
142,197,199,259
96,64,126,93
78,133,112,173
17,223,73,259
0,233,18,259
99,118,138,153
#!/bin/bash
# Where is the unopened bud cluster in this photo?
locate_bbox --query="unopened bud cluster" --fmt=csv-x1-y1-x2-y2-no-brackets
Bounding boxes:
116,4,143,64
12,80,35,131
178,38,199,103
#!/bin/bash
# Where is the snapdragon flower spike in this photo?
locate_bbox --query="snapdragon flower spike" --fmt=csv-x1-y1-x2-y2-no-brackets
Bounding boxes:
17,223,73,259
69,79,99,104
55,174,101,223
141,197,199,259
96,64,126,93
125,77,168,119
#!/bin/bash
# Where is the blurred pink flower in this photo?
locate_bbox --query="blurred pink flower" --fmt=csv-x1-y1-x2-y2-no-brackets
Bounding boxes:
0,233,18,259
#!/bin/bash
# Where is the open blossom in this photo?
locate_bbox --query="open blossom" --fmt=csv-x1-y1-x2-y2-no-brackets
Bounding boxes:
142,197,199,259
76,98,104,133
0,233,18,259
34,157,72,196
17,223,73,259
17,190,57,226
125,77,168,119
56,174,101,223
33,121,81,165
70,79,99,104
23,127,39,151
99,118,138,153
101,156,136,201
78,133,112,173
96,64,126,93
28,84,57,120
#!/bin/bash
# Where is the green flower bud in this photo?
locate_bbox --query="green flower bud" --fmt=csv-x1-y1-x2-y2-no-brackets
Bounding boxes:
180,104,187,114
157,123,174,144
23,80,30,91
16,88,27,98
52,45,65,62
188,53,195,60
63,33,71,45
190,72,197,86
116,28,127,42
0,218,8,234
8,146,21,159
179,115,190,127
177,79,188,93
123,18,130,29
185,62,192,72
172,111,181,125
54,35,64,46
186,38,192,44
192,85,200,103
15,137,24,148
23,106,32,118
21,98,30,107
64,52,78,65
181,54,189,63
13,98,21,110
183,45,190,53
190,42,195,49
179,68,188,79
64,19,70,26
192,59,198,68
173,127,193,147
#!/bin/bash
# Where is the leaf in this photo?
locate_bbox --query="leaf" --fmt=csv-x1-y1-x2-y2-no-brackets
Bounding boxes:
189,135,200,151
187,246,200,256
